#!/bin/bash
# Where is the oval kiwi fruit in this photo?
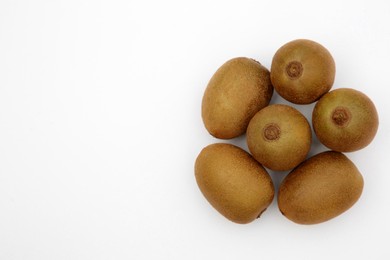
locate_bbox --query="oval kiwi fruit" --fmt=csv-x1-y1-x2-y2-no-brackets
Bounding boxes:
246,104,311,171
270,39,335,104
278,151,364,225
202,57,273,139
312,88,379,152
195,143,274,224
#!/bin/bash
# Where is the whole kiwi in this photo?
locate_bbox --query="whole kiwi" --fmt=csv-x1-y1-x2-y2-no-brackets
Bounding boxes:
202,57,273,139
278,151,364,225
312,88,379,152
271,39,335,104
246,104,311,171
195,143,274,224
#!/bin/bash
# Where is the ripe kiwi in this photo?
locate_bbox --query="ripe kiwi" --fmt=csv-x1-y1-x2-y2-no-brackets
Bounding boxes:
312,88,379,152
202,57,273,139
271,39,335,104
246,104,311,171
195,143,274,224
278,151,364,225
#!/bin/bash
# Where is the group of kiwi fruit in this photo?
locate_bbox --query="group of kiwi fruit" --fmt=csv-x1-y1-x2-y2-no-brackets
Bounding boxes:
195,39,379,225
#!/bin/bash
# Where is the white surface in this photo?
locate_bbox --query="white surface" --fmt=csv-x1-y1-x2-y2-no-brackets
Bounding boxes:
0,0,389,259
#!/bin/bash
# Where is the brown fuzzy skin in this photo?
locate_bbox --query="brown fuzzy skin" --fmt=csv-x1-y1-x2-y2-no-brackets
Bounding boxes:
195,143,274,224
271,39,335,104
312,88,379,152
278,151,364,225
202,57,273,139
246,104,312,171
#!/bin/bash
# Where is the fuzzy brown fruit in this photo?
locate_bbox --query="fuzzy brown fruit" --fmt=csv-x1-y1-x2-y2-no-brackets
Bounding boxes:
312,88,379,152
278,151,364,225
246,104,311,171
271,39,335,104
202,57,273,139
195,143,274,224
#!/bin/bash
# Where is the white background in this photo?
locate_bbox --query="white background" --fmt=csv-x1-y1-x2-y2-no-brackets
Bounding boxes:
1,0,389,259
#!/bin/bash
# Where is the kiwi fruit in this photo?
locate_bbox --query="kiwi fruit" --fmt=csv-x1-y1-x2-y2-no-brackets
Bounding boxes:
278,151,364,225
271,39,335,104
202,57,273,139
195,143,274,224
246,104,311,171
312,88,379,152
